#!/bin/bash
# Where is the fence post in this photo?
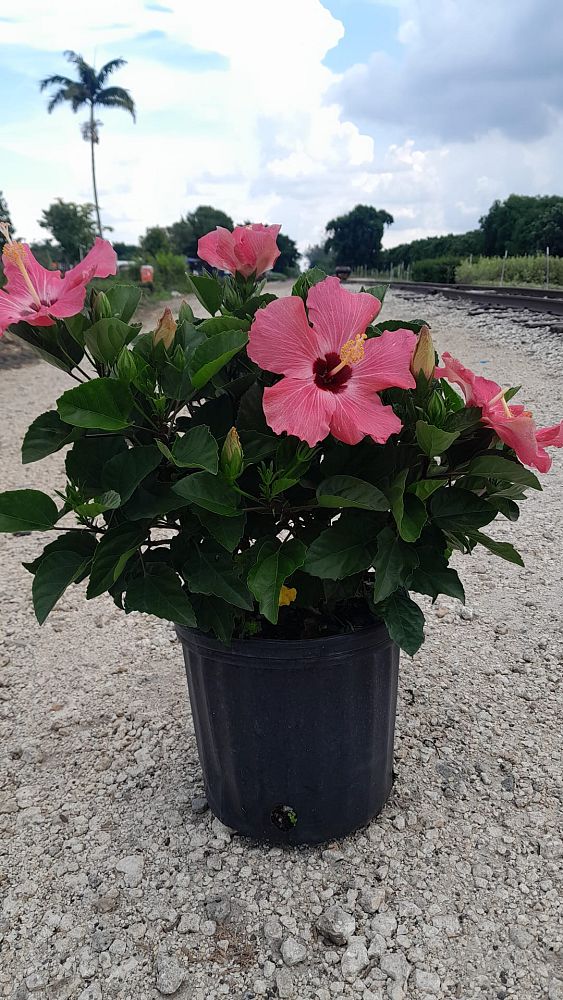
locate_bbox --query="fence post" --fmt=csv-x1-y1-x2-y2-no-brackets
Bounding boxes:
500,249,508,286
546,246,550,289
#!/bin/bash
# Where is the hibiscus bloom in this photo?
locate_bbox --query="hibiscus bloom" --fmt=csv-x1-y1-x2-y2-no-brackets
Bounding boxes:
247,276,417,447
0,226,117,335
436,351,563,472
197,223,280,278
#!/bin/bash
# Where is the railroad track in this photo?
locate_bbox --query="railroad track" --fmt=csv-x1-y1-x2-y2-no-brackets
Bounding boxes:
349,279,563,317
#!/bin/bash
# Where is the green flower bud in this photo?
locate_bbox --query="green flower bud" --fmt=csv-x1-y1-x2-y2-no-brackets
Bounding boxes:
220,427,244,481
92,290,112,321
411,324,435,380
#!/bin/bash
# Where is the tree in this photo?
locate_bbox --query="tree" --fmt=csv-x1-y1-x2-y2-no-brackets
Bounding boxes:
40,51,136,237
140,226,171,257
381,229,484,267
0,192,12,238
272,233,300,274
169,205,234,257
325,204,393,269
479,194,563,256
306,243,336,272
531,204,563,257
39,199,96,264
113,241,140,259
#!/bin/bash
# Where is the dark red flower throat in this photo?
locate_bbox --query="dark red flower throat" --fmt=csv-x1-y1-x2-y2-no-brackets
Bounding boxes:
313,353,351,393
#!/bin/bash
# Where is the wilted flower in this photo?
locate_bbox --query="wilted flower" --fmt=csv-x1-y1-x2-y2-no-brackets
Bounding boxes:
279,586,297,607
153,307,177,349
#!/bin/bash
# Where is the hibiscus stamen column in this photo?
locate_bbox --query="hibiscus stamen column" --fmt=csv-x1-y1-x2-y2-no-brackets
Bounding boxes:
0,223,42,309
327,332,367,377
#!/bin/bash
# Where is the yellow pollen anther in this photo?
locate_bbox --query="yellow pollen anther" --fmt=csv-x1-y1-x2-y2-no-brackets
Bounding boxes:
328,332,367,377
1,235,42,308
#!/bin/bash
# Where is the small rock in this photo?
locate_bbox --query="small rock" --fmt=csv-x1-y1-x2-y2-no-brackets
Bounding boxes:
178,913,200,934
413,969,441,993
155,950,186,995
93,888,120,913
201,919,216,936
264,914,283,949
191,796,209,814
276,967,294,998
380,951,411,984
459,607,474,620
316,905,356,945
78,985,103,1000
115,854,144,888
509,925,534,949
430,913,461,938
205,895,231,922
341,939,369,982
281,936,307,967
371,912,397,939
360,887,385,914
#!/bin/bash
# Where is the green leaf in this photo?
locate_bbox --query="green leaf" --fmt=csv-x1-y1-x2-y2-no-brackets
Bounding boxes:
125,565,196,625
373,590,425,656
444,406,482,432
303,512,380,580
292,268,327,300
183,541,253,610
22,411,80,464
74,490,121,516
371,318,427,337
372,527,419,604
185,274,223,316
467,530,524,566
23,530,97,575
440,378,464,412
485,495,520,521
189,329,248,390
362,283,388,303
32,550,92,625
101,445,162,504
191,594,236,643
106,284,141,323
388,470,427,542
198,316,249,337
84,318,132,364
247,538,307,624
87,522,149,599
408,479,445,502
194,508,246,552
172,471,240,516
66,436,128,493
0,490,58,532
171,426,218,472
410,565,465,603
57,378,133,431
10,320,84,373
465,455,542,490
416,420,460,457
317,475,390,511
430,487,499,532
123,486,187,520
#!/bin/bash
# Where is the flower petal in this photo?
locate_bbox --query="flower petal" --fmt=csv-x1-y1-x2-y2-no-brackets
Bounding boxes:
48,282,89,319
354,328,417,392
484,410,551,472
329,382,402,445
63,238,117,289
2,243,63,304
536,419,563,447
307,276,381,355
262,378,335,447
197,227,239,273
435,352,501,406
248,295,320,377
234,225,280,277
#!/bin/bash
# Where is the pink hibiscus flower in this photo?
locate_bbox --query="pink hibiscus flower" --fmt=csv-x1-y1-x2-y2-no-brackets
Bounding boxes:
436,351,563,472
197,223,281,278
247,276,417,447
0,226,117,335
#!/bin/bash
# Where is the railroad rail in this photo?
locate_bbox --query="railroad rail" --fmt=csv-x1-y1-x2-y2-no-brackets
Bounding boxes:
348,279,563,317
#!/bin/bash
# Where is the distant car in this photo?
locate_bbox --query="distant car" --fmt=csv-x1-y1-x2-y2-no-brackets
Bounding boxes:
116,259,135,273
186,257,229,279
334,266,352,282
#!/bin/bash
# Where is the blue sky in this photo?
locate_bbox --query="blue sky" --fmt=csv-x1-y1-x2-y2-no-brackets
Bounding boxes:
1,0,562,252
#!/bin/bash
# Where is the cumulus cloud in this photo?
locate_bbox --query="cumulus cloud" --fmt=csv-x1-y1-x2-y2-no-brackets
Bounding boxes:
333,0,563,142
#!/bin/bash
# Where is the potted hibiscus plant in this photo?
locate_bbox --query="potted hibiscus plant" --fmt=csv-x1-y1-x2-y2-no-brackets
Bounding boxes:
1,220,562,844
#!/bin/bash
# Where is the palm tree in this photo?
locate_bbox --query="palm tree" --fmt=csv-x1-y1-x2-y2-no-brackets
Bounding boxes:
40,51,136,236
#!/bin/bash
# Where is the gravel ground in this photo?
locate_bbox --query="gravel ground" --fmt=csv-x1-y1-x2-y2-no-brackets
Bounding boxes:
1,287,562,1000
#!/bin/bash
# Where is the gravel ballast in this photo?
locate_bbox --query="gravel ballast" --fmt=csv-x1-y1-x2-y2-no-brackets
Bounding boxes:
0,287,562,999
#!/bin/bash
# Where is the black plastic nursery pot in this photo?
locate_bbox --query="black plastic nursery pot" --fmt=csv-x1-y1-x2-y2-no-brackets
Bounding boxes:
175,622,400,846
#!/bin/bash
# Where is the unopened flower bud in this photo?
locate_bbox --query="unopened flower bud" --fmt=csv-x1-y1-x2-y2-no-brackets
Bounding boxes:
92,290,112,321
220,427,243,481
411,324,435,379
153,307,177,349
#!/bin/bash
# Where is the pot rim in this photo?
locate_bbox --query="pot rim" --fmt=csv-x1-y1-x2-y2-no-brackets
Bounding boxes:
175,620,394,661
